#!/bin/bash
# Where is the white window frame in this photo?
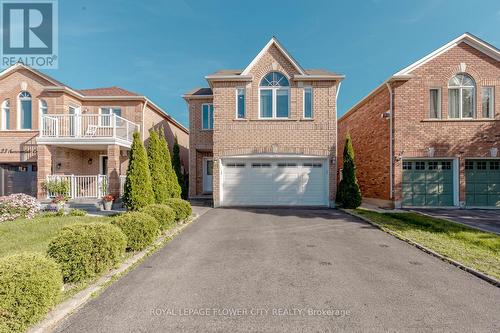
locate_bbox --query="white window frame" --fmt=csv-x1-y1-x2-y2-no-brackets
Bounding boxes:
258,87,290,119
201,103,214,130
235,87,245,119
303,86,313,119
99,107,122,127
448,74,475,119
481,86,494,119
1,99,10,130
429,87,441,119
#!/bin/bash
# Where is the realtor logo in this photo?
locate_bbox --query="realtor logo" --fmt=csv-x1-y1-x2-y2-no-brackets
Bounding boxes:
1,0,58,68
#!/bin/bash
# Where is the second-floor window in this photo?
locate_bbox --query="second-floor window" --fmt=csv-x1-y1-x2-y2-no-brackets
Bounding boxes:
303,87,313,118
482,86,494,118
202,103,214,130
429,88,441,119
236,88,245,119
1,99,10,130
19,91,32,129
100,107,122,127
448,74,475,119
259,72,290,119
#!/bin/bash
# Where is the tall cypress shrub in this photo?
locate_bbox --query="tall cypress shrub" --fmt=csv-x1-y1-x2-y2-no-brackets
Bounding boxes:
336,134,362,208
159,128,181,198
123,132,155,210
147,129,169,203
172,135,187,199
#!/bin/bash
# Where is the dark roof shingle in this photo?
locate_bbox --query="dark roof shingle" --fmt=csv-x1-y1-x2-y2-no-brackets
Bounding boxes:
78,86,140,96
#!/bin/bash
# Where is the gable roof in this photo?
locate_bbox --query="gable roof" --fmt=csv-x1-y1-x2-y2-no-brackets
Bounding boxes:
0,63,67,87
78,86,139,96
241,37,306,76
394,32,500,76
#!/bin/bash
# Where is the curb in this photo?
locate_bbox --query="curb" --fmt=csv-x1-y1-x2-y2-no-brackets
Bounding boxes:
29,213,202,333
340,208,500,288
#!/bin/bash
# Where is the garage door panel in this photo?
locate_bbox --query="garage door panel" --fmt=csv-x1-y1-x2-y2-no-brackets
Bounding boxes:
222,159,327,206
412,195,426,206
466,160,500,207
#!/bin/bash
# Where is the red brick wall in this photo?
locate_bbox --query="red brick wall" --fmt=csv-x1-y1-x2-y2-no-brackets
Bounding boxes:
337,86,391,204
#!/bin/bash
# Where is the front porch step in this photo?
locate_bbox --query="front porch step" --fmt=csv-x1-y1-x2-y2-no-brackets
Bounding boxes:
189,196,214,207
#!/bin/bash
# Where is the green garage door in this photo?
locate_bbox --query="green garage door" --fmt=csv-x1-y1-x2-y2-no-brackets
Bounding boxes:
402,160,454,207
465,160,500,207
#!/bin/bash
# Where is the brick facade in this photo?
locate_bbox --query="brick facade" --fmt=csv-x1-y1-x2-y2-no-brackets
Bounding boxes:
185,40,341,206
338,36,500,208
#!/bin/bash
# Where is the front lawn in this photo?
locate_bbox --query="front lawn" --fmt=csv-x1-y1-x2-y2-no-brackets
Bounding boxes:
353,209,500,279
0,214,109,258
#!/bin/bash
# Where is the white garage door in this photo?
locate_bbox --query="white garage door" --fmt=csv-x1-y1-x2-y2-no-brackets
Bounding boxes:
221,159,328,206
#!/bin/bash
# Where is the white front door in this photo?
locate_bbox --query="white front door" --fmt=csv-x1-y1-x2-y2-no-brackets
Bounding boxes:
203,158,213,193
221,158,328,206
69,106,81,136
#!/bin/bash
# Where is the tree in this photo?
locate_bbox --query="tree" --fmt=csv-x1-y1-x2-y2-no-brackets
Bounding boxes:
159,128,181,198
147,129,169,203
336,134,362,208
172,135,188,199
123,132,155,210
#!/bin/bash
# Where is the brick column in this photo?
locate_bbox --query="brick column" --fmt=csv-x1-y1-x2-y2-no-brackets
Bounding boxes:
107,145,121,198
37,145,52,199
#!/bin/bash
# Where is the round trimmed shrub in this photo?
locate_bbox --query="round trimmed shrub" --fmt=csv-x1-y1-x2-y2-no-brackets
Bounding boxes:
47,223,127,283
163,198,192,221
112,212,159,251
0,253,62,333
139,204,176,231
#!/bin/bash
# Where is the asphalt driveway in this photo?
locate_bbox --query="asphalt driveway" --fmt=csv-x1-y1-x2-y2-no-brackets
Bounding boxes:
53,208,499,333
413,209,500,234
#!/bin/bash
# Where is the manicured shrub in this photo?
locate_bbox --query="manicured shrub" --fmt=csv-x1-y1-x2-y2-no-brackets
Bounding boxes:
336,134,362,209
47,223,127,283
112,212,159,251
163,198,192,221
147,129,169,204
0,253,62,333
159,128,181,198
0,193,41,223
172,135,188,199
139,204,176,231
68,208,86,216
122,132,155,211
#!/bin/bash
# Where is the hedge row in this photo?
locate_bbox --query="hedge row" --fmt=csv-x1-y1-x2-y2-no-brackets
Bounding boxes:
163,198,192,221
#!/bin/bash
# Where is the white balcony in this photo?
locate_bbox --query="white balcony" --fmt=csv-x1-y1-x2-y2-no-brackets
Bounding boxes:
37,114,140,148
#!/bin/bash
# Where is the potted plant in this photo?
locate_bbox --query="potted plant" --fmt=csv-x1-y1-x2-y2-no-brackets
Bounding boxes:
101,194,114,211
52,195,68,212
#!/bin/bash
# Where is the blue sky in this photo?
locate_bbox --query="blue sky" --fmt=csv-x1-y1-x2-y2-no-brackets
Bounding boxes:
46,0,499,127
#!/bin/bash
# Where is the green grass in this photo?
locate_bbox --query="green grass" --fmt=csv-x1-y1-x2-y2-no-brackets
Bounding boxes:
353,209,500,279
0,214,110,258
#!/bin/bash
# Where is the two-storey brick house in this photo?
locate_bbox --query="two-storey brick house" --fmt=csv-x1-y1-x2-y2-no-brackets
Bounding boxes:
184,38,343,207
338,33,499,208
0,63,188,200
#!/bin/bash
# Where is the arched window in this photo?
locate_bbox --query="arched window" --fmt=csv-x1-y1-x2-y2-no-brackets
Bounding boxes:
448,74,475,118
18,91,32,129
259,72,290,118
1,99,10,130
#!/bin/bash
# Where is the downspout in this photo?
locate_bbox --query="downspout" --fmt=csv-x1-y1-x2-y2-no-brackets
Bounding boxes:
385,82,394,200
334,81,342,207
141,99,148,141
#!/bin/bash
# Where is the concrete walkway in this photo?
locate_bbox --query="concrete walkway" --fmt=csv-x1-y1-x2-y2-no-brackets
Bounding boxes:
52,208,499,332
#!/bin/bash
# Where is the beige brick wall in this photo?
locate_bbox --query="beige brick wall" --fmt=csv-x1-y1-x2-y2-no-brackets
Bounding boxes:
188,44,339,205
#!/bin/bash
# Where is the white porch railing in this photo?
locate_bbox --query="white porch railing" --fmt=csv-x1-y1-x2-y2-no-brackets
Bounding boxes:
119,175,127,196
46,175,109,199
40,114,139,144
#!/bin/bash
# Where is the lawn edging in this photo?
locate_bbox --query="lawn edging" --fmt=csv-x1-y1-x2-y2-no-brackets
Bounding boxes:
340,208,500,288
28,213,201,333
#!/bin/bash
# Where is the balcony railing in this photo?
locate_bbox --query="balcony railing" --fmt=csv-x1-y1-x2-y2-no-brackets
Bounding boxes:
40,114,139,144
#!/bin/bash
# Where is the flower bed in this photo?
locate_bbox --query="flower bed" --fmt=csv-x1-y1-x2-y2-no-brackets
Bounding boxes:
0,194,41,223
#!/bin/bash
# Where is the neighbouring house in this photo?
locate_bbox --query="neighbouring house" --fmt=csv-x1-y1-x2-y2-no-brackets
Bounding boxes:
338,33,499,209
183,37,343,207
0,63,189,200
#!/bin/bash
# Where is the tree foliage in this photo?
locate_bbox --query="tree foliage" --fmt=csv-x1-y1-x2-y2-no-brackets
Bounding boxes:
123,132,155,210
172,135,188,199
147,129,169,203
336,134,362,208
159,128,181,198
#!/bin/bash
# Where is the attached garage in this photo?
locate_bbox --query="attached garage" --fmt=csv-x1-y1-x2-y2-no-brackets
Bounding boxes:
0,163,37,197
220,157,328,207
402,160,456,207
465,160,500,207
